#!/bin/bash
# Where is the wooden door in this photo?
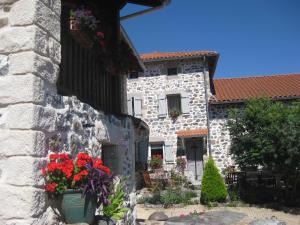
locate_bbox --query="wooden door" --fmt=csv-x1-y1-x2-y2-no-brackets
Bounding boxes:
185,138,204,181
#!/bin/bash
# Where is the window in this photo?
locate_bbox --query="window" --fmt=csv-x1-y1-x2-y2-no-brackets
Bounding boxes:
129,72,139,79
151,143,163,159
167,67,178,76
167,94,181,115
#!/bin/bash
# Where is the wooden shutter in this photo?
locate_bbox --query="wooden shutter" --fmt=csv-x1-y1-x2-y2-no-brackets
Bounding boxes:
164,141,174,163
127,97,133,116
158,94,167,118
181,91,190,115
160,67,167,75
134,96,142,118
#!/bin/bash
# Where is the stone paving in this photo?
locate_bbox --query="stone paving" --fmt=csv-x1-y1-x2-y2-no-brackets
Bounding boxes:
136,204,300,225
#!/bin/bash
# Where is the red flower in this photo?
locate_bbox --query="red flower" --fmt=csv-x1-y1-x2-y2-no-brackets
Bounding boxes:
61,159,74,178
47,162,62,172
73,169,89,182
93,158,103,169
45,182,58,192
97,32,104,39
76,153,92,168
98,165,111,175
59,153,70,160
49,153,59,161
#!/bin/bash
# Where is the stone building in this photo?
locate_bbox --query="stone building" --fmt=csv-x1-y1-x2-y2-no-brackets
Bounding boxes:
0,0,169,224
127,51,300,184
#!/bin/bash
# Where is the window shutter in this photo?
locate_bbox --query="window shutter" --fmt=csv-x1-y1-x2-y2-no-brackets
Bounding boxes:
158,94,167,118
160,67,167,75
164,141,174,163
134,96,142,118
127,97,133,115
181,92,190,115
177,66,183,74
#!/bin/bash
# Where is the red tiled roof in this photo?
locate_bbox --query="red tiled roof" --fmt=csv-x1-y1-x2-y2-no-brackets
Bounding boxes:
176,129,208,137
211,74,300,103
140,51,218,62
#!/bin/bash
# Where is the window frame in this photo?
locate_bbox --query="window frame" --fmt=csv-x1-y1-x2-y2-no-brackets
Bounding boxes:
150,143,164,159
166,94,182,116
167,67,178,76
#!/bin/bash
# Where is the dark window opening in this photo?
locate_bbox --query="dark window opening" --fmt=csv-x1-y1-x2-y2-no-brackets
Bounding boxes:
167,94,181,115
129,72,139,79
151,143,163,159
167,67,178,76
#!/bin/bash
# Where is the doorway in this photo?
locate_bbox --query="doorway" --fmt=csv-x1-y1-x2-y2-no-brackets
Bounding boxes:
185,138,204,181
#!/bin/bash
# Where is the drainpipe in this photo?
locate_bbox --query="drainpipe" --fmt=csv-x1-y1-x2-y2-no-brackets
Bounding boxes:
203,56,212,156
120,0,171,21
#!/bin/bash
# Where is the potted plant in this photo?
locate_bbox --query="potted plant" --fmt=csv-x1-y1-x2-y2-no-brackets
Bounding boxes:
169,108,181,119
98,178,129,225
69,7,105,50
42,152,114,224
149,154,163,171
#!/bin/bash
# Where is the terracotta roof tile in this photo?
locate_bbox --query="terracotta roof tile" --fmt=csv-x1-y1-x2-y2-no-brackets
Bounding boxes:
211,73,300,103
176,129,208,137
140,51,218,62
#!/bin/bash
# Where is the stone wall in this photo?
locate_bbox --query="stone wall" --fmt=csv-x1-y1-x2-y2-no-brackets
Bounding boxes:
45,95,140,224
0,0,61,224
209,104,233,171
127,59,210,172
0,0,144,224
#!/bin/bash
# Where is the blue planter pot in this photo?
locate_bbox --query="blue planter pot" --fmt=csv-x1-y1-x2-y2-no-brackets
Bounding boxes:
61,190,97,224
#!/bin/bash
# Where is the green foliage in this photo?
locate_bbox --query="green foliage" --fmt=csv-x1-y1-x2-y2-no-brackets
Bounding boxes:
102,179,129,221
201,157,228,204
149,155,163,169
170,170,192,188
227,98,300,173
137,189,197,207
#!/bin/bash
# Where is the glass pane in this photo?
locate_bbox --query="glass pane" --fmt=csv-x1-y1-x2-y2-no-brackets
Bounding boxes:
167,95,181,113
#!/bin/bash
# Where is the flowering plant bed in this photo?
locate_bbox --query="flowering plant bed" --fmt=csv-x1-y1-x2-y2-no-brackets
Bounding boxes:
150,155,163,170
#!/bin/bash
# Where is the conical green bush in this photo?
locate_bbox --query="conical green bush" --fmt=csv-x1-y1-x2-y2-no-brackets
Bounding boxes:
200,157,228,204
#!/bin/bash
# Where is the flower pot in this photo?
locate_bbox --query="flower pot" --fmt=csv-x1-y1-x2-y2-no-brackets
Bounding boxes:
69,19,93,48
61,190,97,224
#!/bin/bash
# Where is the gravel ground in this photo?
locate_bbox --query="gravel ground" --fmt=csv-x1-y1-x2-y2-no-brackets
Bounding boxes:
136,204,300,225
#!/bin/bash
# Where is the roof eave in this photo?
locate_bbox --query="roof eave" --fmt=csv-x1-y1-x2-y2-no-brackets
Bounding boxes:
121,26,146,72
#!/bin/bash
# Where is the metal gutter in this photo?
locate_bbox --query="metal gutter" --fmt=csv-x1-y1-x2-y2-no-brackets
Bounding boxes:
203,56,212,156
120,0,171,21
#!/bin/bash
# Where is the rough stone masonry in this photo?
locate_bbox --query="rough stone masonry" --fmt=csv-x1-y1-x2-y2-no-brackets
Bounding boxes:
0,0,145,224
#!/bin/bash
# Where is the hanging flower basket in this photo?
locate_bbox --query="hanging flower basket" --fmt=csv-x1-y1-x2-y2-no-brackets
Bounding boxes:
69,18,93,48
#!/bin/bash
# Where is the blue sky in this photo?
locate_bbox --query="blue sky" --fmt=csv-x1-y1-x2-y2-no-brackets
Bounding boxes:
121,0,300,78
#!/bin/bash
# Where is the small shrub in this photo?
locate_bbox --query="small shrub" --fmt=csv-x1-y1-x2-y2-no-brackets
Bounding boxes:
201,157,228,204
149,155,163,170
160,188,198,207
